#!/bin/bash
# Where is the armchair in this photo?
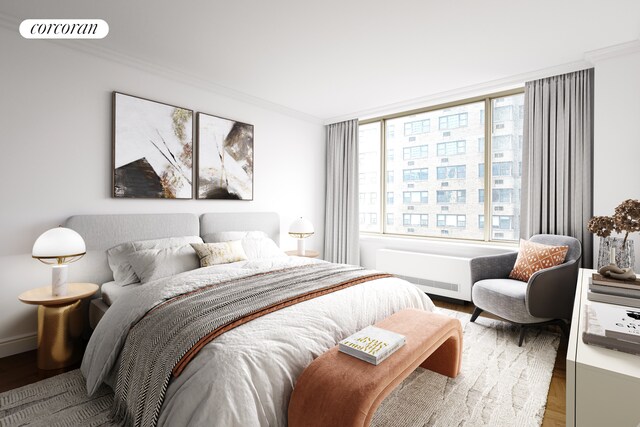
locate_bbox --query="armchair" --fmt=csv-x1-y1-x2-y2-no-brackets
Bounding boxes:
469,234,582,346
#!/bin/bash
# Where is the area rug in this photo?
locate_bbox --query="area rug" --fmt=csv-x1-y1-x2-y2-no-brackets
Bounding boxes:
0,309,559,427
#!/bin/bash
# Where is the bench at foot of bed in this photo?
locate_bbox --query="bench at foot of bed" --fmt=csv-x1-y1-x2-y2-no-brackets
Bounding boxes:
288,308,463,427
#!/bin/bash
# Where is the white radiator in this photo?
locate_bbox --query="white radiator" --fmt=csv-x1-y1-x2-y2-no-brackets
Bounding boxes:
376,248,472,301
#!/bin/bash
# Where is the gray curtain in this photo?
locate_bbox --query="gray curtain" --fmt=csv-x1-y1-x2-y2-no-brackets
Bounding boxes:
521,68,594,267
324,119,360,265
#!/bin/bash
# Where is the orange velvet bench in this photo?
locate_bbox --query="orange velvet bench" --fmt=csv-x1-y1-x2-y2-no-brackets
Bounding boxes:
288,308,463,427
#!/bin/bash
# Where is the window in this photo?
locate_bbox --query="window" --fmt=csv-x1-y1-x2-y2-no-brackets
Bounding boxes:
437,214,466,228
404,119,430,136
386,171,394,183
492,135,513,151
358,122,381,232
403,191,428,204
493,188,513,203
437,165,466,180
403,145,428,159
493,215,513,230
403,214,428,227
439,113,468,130
403,168,428,182
493,105,513,122
437,190,466,204
358,91,523,242
386,213,394,226
492,162,512,176
437,140,466,156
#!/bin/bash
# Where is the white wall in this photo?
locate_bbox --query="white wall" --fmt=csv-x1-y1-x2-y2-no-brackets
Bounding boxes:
0,27,326,356
592,48,640,267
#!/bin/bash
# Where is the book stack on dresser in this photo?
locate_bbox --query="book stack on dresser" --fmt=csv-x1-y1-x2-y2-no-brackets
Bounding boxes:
582,273,640,354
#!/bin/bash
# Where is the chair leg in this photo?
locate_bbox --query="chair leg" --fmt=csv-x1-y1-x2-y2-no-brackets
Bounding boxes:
470,307,483,323
518,325,526,347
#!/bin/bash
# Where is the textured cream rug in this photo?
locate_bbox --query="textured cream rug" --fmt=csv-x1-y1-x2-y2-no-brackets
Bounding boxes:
0,309,559,427
372,309,560,427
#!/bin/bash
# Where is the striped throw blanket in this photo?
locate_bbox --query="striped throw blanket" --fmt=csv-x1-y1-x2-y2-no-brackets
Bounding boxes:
112,263,390,427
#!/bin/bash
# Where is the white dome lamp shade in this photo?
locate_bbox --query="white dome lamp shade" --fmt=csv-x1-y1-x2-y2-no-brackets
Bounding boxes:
289,217,314,256
32,227,86,297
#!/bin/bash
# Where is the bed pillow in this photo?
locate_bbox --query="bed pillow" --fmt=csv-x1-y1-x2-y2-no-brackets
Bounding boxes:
203,231,267,243
128,245,201,284
191,241,248,267
508,239,569,282
107,236,203,286
204,231,286,259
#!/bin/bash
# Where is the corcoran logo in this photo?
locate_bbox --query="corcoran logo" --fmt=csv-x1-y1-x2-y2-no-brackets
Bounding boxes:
19,19,109,39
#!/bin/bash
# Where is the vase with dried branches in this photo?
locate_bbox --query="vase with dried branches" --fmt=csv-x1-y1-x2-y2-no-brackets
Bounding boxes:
588,199,640,273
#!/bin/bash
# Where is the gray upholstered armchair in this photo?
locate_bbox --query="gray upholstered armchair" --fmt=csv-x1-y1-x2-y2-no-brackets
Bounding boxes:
469,234,582,346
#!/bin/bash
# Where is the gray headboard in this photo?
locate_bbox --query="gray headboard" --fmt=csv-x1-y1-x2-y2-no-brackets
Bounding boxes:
200,212,280,246
64,212,280,286
65,213,200,285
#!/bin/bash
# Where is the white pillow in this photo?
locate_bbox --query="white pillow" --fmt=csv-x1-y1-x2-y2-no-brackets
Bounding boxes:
107,236,203,286
204,231,285,259
128,245,200,284
203,230,268,243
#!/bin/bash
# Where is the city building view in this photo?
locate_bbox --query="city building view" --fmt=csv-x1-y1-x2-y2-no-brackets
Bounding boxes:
359,93,524,242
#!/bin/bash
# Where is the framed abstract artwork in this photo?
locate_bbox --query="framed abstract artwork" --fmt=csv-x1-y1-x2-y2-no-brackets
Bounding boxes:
196,112,254,200
113,92,193,198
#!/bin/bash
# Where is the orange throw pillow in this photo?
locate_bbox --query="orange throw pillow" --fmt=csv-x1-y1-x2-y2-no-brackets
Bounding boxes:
509,239,569,282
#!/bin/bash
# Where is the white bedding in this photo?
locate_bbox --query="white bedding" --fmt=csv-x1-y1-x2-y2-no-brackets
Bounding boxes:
82,257,435,426
100,281,140,306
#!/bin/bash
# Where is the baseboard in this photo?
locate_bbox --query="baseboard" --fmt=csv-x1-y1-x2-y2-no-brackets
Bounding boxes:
0,333,37,358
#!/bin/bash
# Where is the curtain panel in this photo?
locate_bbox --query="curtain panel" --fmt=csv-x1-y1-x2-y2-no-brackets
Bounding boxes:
324,119,360,265
521,68,594,267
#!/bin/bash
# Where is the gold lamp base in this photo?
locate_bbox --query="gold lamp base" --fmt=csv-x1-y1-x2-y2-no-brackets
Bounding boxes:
36,300,84,370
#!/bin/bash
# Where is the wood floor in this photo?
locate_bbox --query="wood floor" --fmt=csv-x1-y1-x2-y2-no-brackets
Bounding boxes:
0,299,567,426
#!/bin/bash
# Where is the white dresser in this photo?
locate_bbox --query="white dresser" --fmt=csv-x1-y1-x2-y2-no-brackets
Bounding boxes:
566,268,640,426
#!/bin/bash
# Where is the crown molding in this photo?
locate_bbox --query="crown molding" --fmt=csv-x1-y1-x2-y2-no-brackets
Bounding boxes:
584,39,640,63
0,12,323,125
324,59,592,125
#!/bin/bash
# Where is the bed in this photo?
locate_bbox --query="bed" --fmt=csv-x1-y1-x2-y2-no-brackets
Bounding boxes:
66,212,435,426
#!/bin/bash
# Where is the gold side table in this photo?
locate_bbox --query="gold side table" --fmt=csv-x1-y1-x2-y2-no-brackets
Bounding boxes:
19,283,98,370
285,250,320,258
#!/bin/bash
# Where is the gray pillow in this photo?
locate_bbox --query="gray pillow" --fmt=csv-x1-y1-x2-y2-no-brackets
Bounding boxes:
107,236,203,286
128,245,200,284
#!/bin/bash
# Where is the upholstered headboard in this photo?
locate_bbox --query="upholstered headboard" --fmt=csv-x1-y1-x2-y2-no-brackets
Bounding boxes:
64,212,280,286
200,212,280,246
65,213,200,285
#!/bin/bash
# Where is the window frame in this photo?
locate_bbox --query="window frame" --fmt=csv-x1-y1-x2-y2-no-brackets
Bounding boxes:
359,87,524,243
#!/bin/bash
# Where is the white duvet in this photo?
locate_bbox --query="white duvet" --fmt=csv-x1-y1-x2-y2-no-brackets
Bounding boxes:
81,257,435,426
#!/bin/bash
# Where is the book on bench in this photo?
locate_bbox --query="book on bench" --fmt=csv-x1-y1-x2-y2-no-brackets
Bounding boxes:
338,326,406,365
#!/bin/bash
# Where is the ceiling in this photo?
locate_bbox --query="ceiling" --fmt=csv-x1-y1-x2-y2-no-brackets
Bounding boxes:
2,0,639,121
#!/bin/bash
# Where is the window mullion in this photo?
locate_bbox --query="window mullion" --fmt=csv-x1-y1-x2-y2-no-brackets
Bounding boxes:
483,98,492,242
380,119,386,234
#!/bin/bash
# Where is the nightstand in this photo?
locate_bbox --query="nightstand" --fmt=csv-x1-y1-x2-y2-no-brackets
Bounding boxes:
18,283,98,370
285,250,320,258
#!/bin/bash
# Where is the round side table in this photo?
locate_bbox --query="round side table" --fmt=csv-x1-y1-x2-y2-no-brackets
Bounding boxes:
285,250,320,259
19,283,98,370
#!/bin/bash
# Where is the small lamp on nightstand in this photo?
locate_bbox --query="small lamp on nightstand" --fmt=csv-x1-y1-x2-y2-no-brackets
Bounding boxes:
289,217,314,256
32,227,86,297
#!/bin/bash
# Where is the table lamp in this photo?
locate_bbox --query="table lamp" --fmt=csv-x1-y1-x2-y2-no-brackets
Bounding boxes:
289,217,314,256
32,227,86,296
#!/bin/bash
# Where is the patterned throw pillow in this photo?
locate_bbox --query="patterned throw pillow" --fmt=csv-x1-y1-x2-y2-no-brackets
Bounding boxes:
190,241,248,267
508,239,569,282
